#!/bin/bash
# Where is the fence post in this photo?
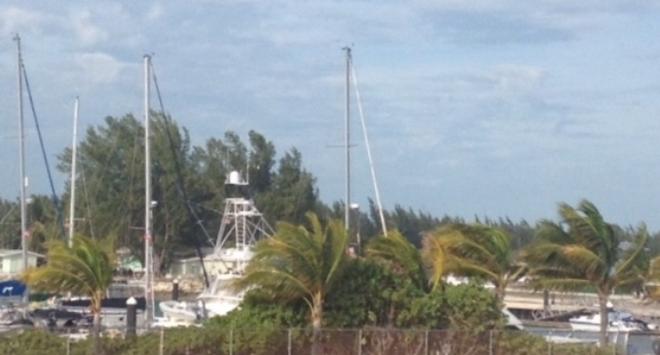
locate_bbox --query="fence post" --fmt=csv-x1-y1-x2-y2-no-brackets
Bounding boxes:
424,329,429,355
66,329,71,355
357,329,362,355
288,328,292,355
159,327,164,355
229,328,234,355
488,330,494,355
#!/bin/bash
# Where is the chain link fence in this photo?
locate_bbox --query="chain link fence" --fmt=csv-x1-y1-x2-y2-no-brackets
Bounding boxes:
1,326,658,355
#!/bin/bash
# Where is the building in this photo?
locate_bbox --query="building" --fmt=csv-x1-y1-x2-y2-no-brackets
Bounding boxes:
0,249,44,275
169,250,249,279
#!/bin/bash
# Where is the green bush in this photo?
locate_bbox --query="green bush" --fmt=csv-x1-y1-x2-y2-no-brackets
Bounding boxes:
0,330,66,355
0,327,615,355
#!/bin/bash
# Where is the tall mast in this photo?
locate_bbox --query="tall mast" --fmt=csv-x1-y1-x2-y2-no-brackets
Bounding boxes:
143,54,154,324
15,34,28,303
343,47,351,231
68,97,79,247
350,62,388,237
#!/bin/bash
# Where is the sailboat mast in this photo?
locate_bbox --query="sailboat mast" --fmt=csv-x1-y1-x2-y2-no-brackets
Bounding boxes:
68,97,79,247
14,34,28,303
343,46,351,231
144,54,154,324
350,64,388,237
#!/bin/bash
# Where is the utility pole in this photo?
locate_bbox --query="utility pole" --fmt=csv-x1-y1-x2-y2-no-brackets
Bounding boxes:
343,46,352,231
144,54,154,325
15,34,28,304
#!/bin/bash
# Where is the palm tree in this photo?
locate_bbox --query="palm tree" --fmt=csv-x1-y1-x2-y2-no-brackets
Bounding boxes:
525,200,648,347
366,230,429,291
425,224,526,303
23,235,115,352
235,212,348,332
647,256,660,300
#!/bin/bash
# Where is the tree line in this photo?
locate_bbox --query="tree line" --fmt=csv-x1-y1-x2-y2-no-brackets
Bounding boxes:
0,112,659,271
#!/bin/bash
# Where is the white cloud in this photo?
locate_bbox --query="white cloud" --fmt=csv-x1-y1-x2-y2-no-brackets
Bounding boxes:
490,65,545,93
75,52,125,84
146,3,164,22
69,9,108,46
0,6,45,35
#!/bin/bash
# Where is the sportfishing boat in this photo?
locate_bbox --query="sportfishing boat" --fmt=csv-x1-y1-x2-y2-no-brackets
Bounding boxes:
158,170,272,326
158,274,244,324
569,310,650,332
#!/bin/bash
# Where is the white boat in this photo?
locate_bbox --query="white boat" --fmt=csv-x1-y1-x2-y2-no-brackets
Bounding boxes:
503,308,524,330
159,274,244,322
159,170,272,325
197,274,244,317
569,310,649,332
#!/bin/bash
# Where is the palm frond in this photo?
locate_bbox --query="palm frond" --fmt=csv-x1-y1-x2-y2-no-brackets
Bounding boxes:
428,223,518,288
421,232,452,291
22,235,114,312
366,230,426,288
236,212,349,323
613,227,648,279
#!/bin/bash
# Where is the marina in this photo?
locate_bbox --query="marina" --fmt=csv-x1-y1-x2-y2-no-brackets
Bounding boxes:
1,2,660,354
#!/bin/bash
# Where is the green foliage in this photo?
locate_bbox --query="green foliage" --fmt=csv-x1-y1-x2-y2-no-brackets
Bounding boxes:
525,199,650,346
324,259,501,330
648,255,660,300
55,113,320,270
23,235,114,311
380,204,442,246
0,330,66,355
0,328,616,355
443,281,502,331
372,280,502,331
427,223,526,301
366,230,428,290
526,200,649,293
325,258,424,327
23,235,115,350
212,290,308,328
235,212,349,329
256,149,318,225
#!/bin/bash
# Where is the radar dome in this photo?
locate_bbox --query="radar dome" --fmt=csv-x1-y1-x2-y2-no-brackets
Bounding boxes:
228,171,242,185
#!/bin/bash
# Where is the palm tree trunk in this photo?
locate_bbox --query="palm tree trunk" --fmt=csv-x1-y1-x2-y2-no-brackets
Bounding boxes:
311,292,323,355
495,284,506,305
598,293,609,347
93,311,102,354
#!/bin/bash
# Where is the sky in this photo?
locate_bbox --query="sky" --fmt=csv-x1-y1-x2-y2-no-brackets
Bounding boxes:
2,1,660,229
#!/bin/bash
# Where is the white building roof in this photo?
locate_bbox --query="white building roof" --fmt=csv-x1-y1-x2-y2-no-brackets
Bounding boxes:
0,249,45,258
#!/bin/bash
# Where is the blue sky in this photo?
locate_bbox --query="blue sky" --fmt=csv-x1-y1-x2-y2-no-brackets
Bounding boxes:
2,1,660,229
